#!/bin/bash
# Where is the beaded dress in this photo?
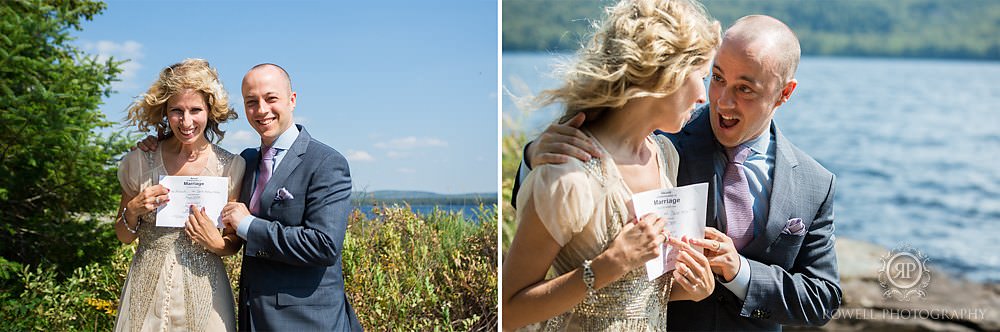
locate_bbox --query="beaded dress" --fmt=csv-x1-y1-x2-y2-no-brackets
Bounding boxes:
114,145,244,332
515,132,680,331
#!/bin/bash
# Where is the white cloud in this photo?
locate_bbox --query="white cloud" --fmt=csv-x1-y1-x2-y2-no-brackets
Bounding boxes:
294,115,308,125
81,40,144,90
346,150,375,162
374,136,448,149
386,151,408,159
397,168,416,174
220,130,259,152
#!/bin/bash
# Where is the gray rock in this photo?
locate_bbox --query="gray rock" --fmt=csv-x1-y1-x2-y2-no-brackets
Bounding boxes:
785,238,1000,331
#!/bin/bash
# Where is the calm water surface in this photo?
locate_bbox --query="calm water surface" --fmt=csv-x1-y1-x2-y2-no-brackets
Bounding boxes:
503,53,1000,282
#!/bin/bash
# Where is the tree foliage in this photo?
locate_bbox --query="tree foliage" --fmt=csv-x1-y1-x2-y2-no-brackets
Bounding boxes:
0,0,129,278
503,0,1000,60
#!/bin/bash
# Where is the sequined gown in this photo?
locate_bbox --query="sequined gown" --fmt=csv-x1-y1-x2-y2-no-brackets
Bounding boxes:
515,133,680,331
114,145,245,332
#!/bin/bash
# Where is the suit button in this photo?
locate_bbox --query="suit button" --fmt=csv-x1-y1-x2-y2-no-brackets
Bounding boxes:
752,309,764,318
257,250,267,257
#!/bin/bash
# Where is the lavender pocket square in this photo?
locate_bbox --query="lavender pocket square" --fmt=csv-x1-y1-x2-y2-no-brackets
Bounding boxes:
275,187,294,201
782,218,805,236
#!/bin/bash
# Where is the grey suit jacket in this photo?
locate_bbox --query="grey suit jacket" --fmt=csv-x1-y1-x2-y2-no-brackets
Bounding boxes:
237,125,362,331
664,106,841,331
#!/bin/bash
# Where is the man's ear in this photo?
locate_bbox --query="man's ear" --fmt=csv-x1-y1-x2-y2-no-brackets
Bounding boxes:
775,79,797,107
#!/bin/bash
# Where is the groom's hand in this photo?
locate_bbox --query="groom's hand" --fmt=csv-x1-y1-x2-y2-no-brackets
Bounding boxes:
527,112,601,167
134,135,158,152
221,202,251,230
689,227,742,282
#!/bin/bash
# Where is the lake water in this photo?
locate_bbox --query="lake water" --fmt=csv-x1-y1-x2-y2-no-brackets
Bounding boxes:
503,52,1000,283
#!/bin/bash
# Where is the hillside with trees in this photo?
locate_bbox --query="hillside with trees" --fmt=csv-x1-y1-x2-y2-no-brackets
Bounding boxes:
503,0,1000,60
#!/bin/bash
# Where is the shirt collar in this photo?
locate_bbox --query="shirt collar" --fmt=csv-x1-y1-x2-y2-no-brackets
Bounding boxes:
743,127,772,156
264,124,299,151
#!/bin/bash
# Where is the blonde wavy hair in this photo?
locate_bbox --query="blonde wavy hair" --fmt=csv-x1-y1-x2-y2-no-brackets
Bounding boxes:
540,0,721,124
125,58,237,143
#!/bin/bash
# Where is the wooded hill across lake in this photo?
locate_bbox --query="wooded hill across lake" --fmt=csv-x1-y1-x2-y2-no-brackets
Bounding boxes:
503,0,1000,60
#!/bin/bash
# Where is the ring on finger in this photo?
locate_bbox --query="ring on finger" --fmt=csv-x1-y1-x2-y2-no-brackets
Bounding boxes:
715,241,722,251
685,267,700,283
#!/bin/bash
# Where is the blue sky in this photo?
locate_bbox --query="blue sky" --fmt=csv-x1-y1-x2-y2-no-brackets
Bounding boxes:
75,0,498,194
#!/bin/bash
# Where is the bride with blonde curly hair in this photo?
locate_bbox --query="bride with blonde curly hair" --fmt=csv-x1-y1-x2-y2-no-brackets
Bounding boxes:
114,58,244,331
502,0,720,330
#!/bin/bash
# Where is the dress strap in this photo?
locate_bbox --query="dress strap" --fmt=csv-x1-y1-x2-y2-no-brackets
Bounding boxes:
143,148,155,173
211,144,231,174
651,134,670,171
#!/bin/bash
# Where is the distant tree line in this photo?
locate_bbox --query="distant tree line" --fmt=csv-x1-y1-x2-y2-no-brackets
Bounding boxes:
503,0,1000,60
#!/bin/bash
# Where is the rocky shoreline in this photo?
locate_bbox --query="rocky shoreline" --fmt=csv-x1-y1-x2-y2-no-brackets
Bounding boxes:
787,238,1000,331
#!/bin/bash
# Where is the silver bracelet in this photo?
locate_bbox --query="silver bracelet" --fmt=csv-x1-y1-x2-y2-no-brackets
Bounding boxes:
582,259,596,304
119,207,138,234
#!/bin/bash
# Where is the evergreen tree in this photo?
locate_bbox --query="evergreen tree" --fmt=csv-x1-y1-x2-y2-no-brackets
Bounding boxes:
0,0,129,277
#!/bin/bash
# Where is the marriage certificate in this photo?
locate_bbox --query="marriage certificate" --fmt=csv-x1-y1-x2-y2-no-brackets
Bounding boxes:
155,176,228,228
632,182,709,281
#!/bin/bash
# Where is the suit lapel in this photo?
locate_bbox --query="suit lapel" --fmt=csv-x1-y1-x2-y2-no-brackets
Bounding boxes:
743,123,799,254
682,105,726,228
680,109,724,229
710,173,724,231
240,149,260,204
260,125,309,214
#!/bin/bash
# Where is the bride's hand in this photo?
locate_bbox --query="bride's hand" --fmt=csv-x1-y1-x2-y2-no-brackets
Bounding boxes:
185,205,225,254
126,185,170,219
670,236,715,301
604,213,669,273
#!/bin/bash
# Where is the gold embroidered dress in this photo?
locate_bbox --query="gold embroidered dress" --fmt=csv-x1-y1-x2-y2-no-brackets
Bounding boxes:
516,133,680,331
115,145,244,332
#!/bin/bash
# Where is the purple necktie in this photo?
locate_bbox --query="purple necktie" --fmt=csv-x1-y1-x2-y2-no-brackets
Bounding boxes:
723,145,754,250
250,146,277,215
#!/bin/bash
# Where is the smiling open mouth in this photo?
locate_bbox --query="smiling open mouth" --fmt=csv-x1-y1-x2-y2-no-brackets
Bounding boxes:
719,114,739,128
257,118,275,126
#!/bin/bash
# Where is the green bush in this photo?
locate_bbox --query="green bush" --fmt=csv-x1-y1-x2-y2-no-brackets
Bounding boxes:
344,205,498,331
0,243,130,331
0,207,498,331
501,128,527,256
